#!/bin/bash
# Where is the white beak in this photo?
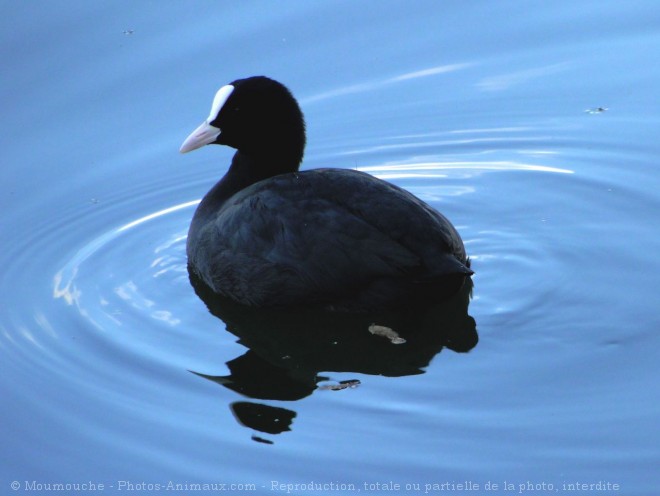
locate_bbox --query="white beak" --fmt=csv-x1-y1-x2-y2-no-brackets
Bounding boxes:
179,121,221,154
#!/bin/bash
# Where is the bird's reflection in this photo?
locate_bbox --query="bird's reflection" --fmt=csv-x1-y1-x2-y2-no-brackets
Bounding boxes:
189,269,478,442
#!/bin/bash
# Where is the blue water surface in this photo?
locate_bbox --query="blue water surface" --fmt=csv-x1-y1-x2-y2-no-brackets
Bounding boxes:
1,1,659,495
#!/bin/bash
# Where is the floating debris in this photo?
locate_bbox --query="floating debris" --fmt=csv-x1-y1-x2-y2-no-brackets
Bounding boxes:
318,379,361,391
585,107,608,114
251,435,274,445
368,323,406,344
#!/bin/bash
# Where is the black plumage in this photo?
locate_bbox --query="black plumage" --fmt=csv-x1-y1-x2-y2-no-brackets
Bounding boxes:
181,76,472,311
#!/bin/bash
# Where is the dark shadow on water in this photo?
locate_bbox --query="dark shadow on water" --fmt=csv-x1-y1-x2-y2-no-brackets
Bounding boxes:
188,270,478,443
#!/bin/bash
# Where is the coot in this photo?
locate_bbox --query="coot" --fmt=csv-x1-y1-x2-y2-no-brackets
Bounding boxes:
181,76,472,311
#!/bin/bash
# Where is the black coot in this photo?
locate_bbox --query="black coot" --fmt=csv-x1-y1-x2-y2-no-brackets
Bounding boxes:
181,76,472,311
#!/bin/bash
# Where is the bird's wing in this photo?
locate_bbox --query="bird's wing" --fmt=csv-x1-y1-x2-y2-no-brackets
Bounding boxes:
216,185,417,292
194,169,467,306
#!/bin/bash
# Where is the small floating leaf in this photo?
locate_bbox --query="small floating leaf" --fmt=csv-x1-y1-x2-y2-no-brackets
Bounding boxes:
368,323,407,344
585,107,608,114
318,379,361,391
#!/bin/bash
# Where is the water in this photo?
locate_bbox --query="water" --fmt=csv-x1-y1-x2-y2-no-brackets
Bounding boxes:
2,1,659,494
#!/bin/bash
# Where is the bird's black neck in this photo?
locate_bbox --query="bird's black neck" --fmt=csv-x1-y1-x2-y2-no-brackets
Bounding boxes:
225,148,302,195
190,149,302,233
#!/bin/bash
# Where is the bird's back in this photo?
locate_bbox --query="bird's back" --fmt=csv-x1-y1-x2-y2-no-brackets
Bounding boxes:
187,168,471,310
